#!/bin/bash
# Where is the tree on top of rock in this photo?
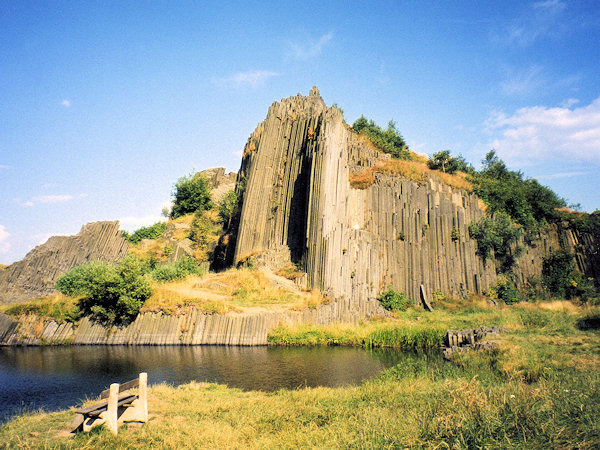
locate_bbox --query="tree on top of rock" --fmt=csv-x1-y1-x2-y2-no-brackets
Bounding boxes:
170,172,212,219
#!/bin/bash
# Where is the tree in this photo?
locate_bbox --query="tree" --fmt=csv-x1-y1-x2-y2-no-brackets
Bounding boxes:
351,115,410,160
428,150,473,174
55,255,153,325
170,173,212,219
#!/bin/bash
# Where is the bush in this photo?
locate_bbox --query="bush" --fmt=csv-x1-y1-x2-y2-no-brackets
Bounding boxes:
150,257,204,282
170,173,212,219
218,190,238,226
377,286,412,311
487,275,519,305
471,151,565,239
428,150,473,174
468,212,522,273
352,116,411,160
55,255,153,325
121,222,166,244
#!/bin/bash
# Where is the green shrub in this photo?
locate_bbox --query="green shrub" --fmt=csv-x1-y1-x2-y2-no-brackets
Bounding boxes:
218,190,238,226
352,116,411,160
487,276,519,305
377,286,412,311
170,172,212,219
428,150,473,174
189,210,221,261
151,257,204,282
55,255,153,325
468,212,522,273
542,249,574,298
121,222,166,244
471,151,565,240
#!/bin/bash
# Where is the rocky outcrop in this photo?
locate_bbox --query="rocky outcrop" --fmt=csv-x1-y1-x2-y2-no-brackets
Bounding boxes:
199,167,237,203
514,222,600,287
0,221,128,304
0,295,385,346
228,87,496,303
443,326,503,360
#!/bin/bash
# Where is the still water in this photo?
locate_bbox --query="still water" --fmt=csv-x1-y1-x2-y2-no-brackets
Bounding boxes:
0,345,428,423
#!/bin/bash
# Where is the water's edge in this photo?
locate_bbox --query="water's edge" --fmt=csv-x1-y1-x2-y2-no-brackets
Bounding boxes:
0,296,386,346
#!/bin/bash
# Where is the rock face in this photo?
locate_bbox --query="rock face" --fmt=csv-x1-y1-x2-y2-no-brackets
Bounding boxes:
514,222,600,287
0,221,128,304
0,294,385,346
198,167,237,203
228,87,496,303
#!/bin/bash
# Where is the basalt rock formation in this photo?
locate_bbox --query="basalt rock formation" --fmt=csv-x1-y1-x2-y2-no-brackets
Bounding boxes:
224,87,496,304
0,221,128,304
0,293,383,346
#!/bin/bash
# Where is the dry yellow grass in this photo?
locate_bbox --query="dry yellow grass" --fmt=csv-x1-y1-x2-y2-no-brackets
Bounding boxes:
349,159,473,191
142,268,321,314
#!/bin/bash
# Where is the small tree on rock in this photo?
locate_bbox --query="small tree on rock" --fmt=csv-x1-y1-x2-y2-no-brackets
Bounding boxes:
170,173,212,219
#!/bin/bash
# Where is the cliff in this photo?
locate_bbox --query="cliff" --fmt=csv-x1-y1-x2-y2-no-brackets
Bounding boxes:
0,221,128,304
0,294,384,346
227,87,496,303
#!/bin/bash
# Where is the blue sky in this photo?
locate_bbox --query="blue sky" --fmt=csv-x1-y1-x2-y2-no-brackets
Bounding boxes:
1,1,599,264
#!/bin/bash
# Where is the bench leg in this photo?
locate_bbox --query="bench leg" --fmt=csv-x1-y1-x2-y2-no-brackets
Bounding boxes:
106,383,119,435
118,373,148,424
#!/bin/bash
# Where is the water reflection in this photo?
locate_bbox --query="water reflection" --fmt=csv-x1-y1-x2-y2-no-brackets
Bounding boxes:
0,345,439,423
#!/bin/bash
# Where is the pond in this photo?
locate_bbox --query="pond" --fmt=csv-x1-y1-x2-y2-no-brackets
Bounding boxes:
0,345,441,424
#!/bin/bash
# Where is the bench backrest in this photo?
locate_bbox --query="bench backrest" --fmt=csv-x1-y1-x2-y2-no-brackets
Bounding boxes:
100,377,139,399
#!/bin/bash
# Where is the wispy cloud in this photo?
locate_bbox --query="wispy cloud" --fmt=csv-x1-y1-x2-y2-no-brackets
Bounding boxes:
486,96,600,165
500,0,567,46
501,65,545,96
0,165,10,170
61,99,71,108
500,65,580,97
288,31,333,61
20,193,87,207
0,225,10,255
536,171,590,180
214,70,280,90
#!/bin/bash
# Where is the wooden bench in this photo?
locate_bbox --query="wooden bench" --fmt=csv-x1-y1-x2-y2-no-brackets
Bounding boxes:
71,372,148,435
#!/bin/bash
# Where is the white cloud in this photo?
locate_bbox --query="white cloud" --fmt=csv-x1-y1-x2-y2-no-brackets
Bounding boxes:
19,193,87,207
288,31,333,60
486,96,600,165
61,99,71,108
0,164,9,170
0,225,10,255
214,70,280,89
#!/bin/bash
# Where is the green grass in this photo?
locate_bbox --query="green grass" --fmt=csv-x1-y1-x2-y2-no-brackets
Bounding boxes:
268,321,445,350
2,301,599,448
1,295,80,322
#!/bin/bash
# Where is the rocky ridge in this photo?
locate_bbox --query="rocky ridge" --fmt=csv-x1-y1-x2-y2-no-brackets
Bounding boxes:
0,221,128,304
226,87,496,303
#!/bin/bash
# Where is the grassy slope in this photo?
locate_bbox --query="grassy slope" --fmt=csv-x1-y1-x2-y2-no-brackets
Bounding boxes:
1,301,599,448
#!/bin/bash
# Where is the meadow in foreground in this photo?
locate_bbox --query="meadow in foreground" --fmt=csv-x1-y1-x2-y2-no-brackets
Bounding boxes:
1,300,599,449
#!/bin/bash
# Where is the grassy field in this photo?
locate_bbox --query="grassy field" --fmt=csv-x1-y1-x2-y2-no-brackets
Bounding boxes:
1,299,599,448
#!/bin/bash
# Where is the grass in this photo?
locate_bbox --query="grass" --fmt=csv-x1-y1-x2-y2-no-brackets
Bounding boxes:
2,267,320,321
1,300,600,447
0,294,79,322
349,158,473,191
141,268,318,315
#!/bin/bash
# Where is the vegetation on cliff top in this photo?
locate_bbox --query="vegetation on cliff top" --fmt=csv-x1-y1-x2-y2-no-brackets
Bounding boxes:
169,172,212,219
352,115,411,160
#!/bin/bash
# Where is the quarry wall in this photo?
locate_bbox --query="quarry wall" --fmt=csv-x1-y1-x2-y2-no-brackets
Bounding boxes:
230,87,497,303
0,295,385,346
0,221,128,304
